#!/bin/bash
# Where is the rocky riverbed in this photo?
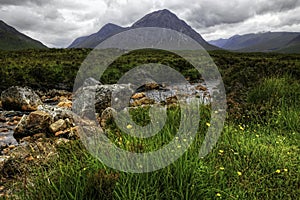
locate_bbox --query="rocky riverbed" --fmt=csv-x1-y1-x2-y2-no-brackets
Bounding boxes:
0,81,213,197
0,82,213,147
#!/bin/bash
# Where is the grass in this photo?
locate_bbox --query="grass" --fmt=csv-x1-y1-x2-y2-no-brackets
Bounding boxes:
1,49,299,199
15,91,299,199
15,121,299,199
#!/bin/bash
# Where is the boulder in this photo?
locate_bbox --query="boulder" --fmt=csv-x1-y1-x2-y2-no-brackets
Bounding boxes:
26,111,52,132
95,84,134,113
73,84,134,118
37,104,74,123
13,111,52,139
1,86,43,111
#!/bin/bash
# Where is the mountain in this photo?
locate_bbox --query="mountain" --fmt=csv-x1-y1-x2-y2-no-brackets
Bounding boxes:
131,9,216,50
209,38,229,48
209,32,300,53
68,23,126,48
0,20,47,50
68,9,218,50
278,35,300,53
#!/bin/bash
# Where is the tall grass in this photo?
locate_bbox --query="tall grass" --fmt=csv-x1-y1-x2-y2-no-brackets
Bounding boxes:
247,76,300,107
16,95,299,199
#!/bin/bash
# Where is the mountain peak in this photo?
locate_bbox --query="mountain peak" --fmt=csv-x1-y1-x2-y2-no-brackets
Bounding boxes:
130,9,216,49
101,23,121,29
132,9,180,28
151,9,177,16
69,9,218,50
69,23,125,48
97,23,123,33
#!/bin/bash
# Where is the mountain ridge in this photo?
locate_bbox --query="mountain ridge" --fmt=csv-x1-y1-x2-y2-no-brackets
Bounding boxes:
0,20,47,50
68,23,126,48
209,32,300,53
68,9,218,50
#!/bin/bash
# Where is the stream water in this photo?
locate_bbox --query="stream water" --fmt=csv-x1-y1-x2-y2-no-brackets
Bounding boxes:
0,111,29,148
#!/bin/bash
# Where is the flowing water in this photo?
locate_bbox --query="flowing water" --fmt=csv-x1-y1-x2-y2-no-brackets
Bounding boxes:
0,111,28,149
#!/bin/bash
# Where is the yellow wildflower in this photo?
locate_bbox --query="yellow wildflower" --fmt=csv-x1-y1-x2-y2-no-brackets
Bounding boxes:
219,150,224,153
239,125,244,131
216,193,221,197
275,169,281,174
206,122,211,127
126,124,133,129
237,171,242,176
219,167,225,170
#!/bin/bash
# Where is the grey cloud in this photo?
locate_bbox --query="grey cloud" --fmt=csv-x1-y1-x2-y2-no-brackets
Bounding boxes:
0,0,47,6
0,0,300,47
169,0,300,28
255,0,300,15
43,9,64,20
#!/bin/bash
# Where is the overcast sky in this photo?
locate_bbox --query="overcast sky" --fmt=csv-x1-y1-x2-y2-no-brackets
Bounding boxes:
1,0,300,47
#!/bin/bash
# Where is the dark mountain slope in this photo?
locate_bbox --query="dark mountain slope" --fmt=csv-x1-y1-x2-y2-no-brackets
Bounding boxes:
0,20,47,50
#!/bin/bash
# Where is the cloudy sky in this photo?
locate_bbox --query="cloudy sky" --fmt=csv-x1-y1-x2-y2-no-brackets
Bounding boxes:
1,0,300,47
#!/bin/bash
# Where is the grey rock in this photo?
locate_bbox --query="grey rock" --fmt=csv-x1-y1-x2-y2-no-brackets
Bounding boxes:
73,84,134,119
1,86,43,111
13,111,52,139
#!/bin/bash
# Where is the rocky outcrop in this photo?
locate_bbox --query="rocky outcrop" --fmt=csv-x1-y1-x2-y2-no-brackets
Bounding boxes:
13,105,78,140
13,111,52,139
1,86,43,111
2,82,210,147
